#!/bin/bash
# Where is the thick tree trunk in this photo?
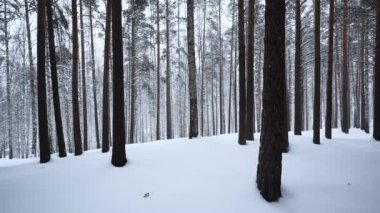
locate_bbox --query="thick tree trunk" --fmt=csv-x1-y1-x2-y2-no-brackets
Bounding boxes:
166,0,173,139
89,0,100,149
374,0,380,141
246,0,255,140
187,0,199,139
72,0,83,155
4,0,12,159
111,0,127,167
325,0,334,139
341,0,349,134
102,0,111,152
256,0,286,202
294,0,302,135
313,0,321,144
37,0,51,163
47,0,67,157
237,0,246,145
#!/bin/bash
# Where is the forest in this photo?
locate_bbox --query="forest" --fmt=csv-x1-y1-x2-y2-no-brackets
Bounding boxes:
0,0,380,210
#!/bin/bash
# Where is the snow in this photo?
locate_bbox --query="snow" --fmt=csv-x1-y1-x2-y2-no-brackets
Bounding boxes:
1,129,380,213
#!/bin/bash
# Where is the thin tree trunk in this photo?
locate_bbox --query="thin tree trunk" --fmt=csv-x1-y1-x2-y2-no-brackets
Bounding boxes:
238,0,246,145
130,17,136,143
200,0,206,136
156,0,161,140
313,0,321,144
341,0,349,134
325,0,334,139
37,0,51,163
102,0,111,152
72,0,83,155
47,0,67,157
166,0,173,139
89,0,100,149
246,0,255,140
228,0,235,134
79,0,88,150
218,0,225,134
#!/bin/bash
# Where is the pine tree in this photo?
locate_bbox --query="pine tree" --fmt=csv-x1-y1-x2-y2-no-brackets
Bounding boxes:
294,0,303,136
166,0,173,139
325,0,334,139
246,0,255,141
156,0,161,140
187,0,199,139
313,0,321,144
47,0,67,157
237,0,246,145
102,0,111,153
111,0,127,167
374,0,380,141
256,0,287,202
72,0,83,155
37,0,50,163
341,0,349,134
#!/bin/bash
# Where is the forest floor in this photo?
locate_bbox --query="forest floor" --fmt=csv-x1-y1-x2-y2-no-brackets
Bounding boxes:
1,129,380,213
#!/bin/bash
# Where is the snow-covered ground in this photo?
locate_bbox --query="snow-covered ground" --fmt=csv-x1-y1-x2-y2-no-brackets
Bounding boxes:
1,129,380,213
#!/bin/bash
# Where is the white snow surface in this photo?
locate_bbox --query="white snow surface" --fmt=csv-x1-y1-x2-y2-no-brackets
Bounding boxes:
1,129,380,213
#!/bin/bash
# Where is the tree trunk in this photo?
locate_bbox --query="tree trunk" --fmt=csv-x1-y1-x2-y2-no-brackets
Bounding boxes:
24,0,37,157
37,0,51,163
313,0,321,144
256,0,286,202
187,0,199,139
89,0,100,149
341,0,349,134
72,0,83,155
129,17,136,143
166,0,173,139
111,0,127,167
47,0,67,157
238,0,246,145
102,0,111,152
200,0,207,136
228,0,235,134
374,0,380,141
294,0,302,135
156,0,161,140
218,0,225,135
325,0,334,139
246,0,255,140
79,0,88,150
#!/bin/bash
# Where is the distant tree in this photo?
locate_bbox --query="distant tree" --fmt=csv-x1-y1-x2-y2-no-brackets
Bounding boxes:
313,0,321,144
47,0,67,157
156,0,161,140
325,0,334,139
111,0,127,167
187,0,199,139
246,0,255,140
374,0,380,141
228,0,236,134
72,0,83,155
237,0,246,145
341,0,349,134
102,0,111,152
218,0,225,135
256,0,287,202
294,0,302,136
166,0,173,139
37,0,50,163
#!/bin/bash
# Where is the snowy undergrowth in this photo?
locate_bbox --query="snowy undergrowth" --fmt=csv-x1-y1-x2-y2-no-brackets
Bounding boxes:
1,129,380,213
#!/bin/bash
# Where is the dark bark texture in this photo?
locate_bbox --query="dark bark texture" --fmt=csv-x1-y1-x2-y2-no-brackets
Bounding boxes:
237,0,246,145
374,0,380,140
313,0,321,144
325,0,334,139
246,0,255,141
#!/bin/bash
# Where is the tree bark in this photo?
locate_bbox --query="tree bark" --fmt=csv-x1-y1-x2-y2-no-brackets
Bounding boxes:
341,0,349,134
325,0,334,139
111,0,127,167
187,0,199,139
166,0,173,139
313,0,321,144
374,0,380,141
156,0,161,140
238,0,246,145
129,17,136,143
37,0,51,163
256,0,286,202
72,0,83,155
47,0,67,157
218,0,225,135
102,0,111,152
246,0,255,140
294,0,302,135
